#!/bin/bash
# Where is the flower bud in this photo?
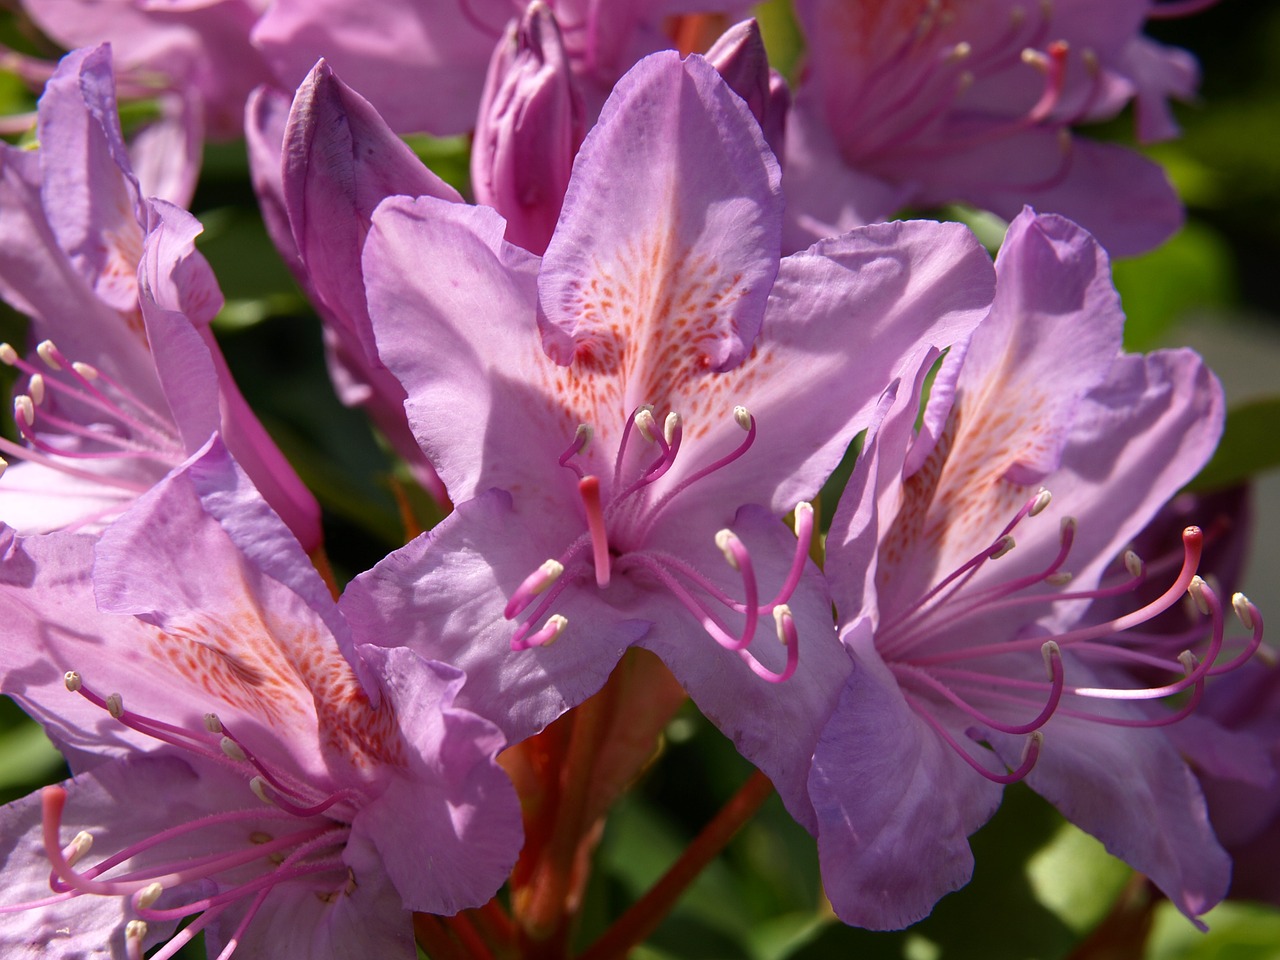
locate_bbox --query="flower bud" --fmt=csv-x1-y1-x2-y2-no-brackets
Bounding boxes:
472,2,586,255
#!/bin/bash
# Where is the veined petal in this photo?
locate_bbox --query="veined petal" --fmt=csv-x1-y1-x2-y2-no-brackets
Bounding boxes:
680,219,993,515
537,51,782,396
365,195,578,508
809,622,1002,930
341,490,649,745
355,646,522,916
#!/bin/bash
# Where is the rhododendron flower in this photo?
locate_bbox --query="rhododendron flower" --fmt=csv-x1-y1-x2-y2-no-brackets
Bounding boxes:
342,51,996,826
0,46,320,550
16,0,274,203
810,209,1244,929
785,0,1199,256
247,61,462,503
252,0,757,136
0,440,521,958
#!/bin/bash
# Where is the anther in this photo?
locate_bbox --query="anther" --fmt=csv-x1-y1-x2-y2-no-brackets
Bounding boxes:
106,693,124,719
773,604,793,645
664,411,681,446
634,407,658,443
506,559,565,619
72,361,99,380
64,671,82,693
14,395,33,427
36,340,62,370
529,614,568,648
1046,572,1073,586
989,535,1015,559
1021,47,1049,70
1124,550,1144,578
250,776,272,804
1060,516,1077,540
573,423,592,454
946,41,972,62
715,529,740,570
220,736,248,761
733,405,752,431
794,501,814,537
1030,488,1052,516
1041,640,1061,678
28,374,44,406
125,920,147,960
1178,650,1199,674
64,831,93,867
0,343,15,365
1188,576,1210,616
1233,593,1256,631
203,713,223,734
136,881,163,909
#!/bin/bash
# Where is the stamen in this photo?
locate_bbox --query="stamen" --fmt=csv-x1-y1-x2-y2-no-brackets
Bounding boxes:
505,559,566,619
106,693,124,720
72,362,99,381
989,535,1015,559
125,920,147,960
558,424,593,478
579,476,611,588
512,613,568,651
204,714,223,734
634,407,658,443
733,405,751,431
28,374,44,406
663,412,681,446
0,343,16,365
64,831,93,868
1030,487,1052,516
136,882,164,910
220,737,248,762
14,395,33,429
36,339,63,371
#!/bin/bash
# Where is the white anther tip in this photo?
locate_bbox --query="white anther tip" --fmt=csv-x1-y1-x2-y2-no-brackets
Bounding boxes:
1188,576,1211,616
125,920,147,941
106,693,124,719
27,374,44,406
250,776,272,804
64,671,82,693
715,529,740,570
663,411,681,445
64,831,93,868
35,340,61,370
634,408,657,443
136,882,164,910
1232,593,1256,630
1046,572,1073,586
773,604,794,644
203,713,223,734
947,41,972,61
539,558,564,583
1178,650,1199,673
1041,640,1061,676
733,405,752,431
990,535,1015,559
1030,488,1052,516
543,614,568,646
72,361,99,380
0,343,16,365
573,423,593,453
1021,47,1048,68
220,736,247,762
1060,516,1077,538
14,395,34,426
1123,550,1144,578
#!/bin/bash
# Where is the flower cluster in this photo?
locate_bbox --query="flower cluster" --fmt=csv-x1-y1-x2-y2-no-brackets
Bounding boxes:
0,2,1270,958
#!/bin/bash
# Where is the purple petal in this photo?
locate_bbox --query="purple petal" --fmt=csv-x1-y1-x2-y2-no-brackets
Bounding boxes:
809,623,1002,930
355,646,522,915
537,51,782,382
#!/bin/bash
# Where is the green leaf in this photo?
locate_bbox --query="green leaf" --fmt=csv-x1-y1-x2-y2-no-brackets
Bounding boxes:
1189,396,1280,491
1112,220,1236,352
1146,901,1280,960
0,718,64,791
1026,820,1133,934
755,0,805,84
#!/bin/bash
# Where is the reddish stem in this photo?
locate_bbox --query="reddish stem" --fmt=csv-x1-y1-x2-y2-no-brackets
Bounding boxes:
575,769,775,960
